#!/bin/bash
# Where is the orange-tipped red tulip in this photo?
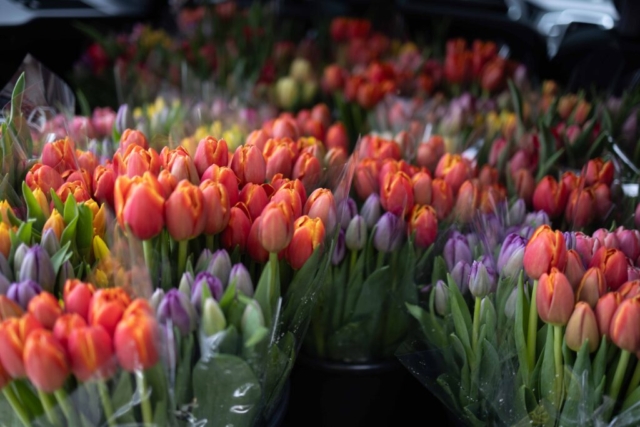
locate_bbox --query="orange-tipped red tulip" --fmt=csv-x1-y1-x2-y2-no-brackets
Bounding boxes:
408,205,438,249
88,288,131,337
0,314,43,378
165,180,206,241
24,329,69,392
114,311,159,372
53,313,87,350
63,280,95,322
28,293,62,330
259,202,295,253
114,173,165,240
231,145,266,187
523,225,568,280
287,216,325,269
589,247,628,291
532,176,569,219
537,268,575,326
221,205,252,252
380,171,414,217
42,138,78,173
610,297,640,353
67,325,115,382
194,136,229,177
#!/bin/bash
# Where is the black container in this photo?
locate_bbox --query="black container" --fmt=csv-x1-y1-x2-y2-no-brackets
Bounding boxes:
283,354,452,427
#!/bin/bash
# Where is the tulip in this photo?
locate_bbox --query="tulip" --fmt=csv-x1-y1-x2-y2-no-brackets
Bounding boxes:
28,292,62,329
416,136,445,172
497,233,527,277
287,216,325,270
565,188,596,228
63,280,95,321
67,325,114,382
43,209,65,242
31,187,50,218
332,230,346,266
259,202,294,253
433,280,449,316
0,224,10,260
239,183,268,222
619,281,640,300
325,123,349,152
431,179,454,220
202,298,226,337
194,136,229,177
114,173,165,240
123,299,154,319
0,295,22,321
114,145,161,178
42,138,77,173
207,250,232,288
380,171,414,217
504,288,519,320
595,292,622,337
26,164,64,195
149,289,164,313
53,313,87,350
582,159,614,187
444,234,473,271
220,205,251,252
628,266,640,282
337,198,358,231
165,180,206,241
12,244,29,277
198,180,231,236
565,302,600,352
191,272,223,311
469,261,493,299
247,217,269,263
450,261,471,294
114,312,159,371
536,269,574,325
345,215,367,251
88,288,131,337
353,158,380,201
19,245,55,293
23,329,69,392
245,130,270,152
229,264,254,297
201,165,240,207
162,147,200,185
0,314,43,377
576,268,606,308
523,225,568,280
263,138,294,180
532,177,569,219
617,229,640,262
435,154,469,195
157,289,197,335
292,152,322,194
610,298,640,353
408,205,438,249
564,249,587,290
119,129,149,151
589,248,628,291
304,189,337,235
411,171,432,207
230,145,266,187
525,211,551,229
454,179,482,224
361,194,382,229
7,281,42,311
373,212,403,253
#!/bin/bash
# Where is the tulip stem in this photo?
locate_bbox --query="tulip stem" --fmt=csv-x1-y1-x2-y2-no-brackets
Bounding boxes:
54,388,78,427
526,280,539,373
38,390,62,427
137,373,153,426
143,239,155,284
206,235,214,252
98,380,116,427
625,358,640,399
177,240,188,278
553,325,564,409
472,297,481,354
3,385,31,427
610,350,631,405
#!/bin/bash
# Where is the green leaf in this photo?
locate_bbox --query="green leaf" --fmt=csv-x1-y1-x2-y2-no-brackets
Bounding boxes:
75,204,93,258
561,341,591,426
515,276,530,386
539,325,556,407
536,148,565,182
60,215,79,249
406,303,446,348
49,189,64,215
175,332,195,407
50,241,72,274
111,371,136,424
253,256,280,328
63,195,78,225
21,182,45,230
447,273,472,354
591,336,607,405
192,354,261,427
281,246,322,326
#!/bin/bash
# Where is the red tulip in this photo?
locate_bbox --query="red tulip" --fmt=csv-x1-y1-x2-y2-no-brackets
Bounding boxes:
565,249,586,290
56,180,91,204
412,171,432,206
26,164,64,195
231,145,266,186
93,165,116,207
24,329,69,392
453,179,481,224
380,171,414,217
63,280,95,322
114,145,161,178
589,247,628,291
194,136,229,177
259,202,294,253
287,216,325,269
0,296,23,322
354,158,380,201
325,123,349,152
114,312,159,371
114,173,165,240
523,225,568,280
165,180,206,241
221,205,252,252
431,178,454,220
76,150,97,175
565,188,596,228
67,325,115,382
537,268,575,326
53,314,87,350
582,158,614,187
239,183,269,222
271,118,299,140
119,129,149,151
304,189,337,235
293,152,322,194
408,205,438,249
0,314,43,378
28,293,62,330
576,267,606,308
88,288,131,337
201,165,240,207
263,138,294,180
532,176,569,219
595,291,622,337
610,297,640,353
417,136,445,173
42,138,77,173
162,147,200,185
200,180,231,235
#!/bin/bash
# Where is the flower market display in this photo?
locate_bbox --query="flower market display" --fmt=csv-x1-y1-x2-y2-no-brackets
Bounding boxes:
2,1,640,426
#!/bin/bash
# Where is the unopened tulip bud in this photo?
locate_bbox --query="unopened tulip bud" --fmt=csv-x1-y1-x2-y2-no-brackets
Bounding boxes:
241,300,265,340
149,289,164,313
0,274,9,295
537,268,574,326
346,215,367,251
28,292,62,329
565,250,587,290
179,272,194,297
202,298,226,337
8,280,42,310
565,302,600,352
361,194,382,229
13,244,29,277
157,289,197,336
191,272,223,311
115,105,133,135
332,230,346,265
41,229,60,258
434,280,449,316
610,298,640,353
19,245,55,293
24,329,69,392
338,198,358,230
373,212,403,253
523,225,568,280
451,261,471,294
589,247,628,291
205,250,231,289
469,261,492,299
195,250,213,274
229,264,253,297
504,288,518,320
576,268,606,308
507,199,526,227
444,234,473,271
595,292,622,337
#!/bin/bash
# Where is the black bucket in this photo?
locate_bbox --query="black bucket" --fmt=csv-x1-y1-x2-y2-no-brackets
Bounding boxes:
283,354,451,427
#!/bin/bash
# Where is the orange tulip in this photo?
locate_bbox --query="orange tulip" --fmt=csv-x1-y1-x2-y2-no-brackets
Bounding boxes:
165,180,206,241
589,247,629,291
286,216,325,269
0,223,11,259
119,129,149,151
532,176,569,219
24,329,69,392
194,136,229,177
431,178,454,220
231,145,266,187
114,173,165,240
123,299,154,318
63,168,93,193
28,293,62,329
88,288,131,337
43,209,65,242
63,280,95,322
239,183,269,222
56,180,90,204
114,144,161,178
610,297,640,353
221,205,252,252
200,180,231,235
53,313,87,350
259,202,294,253
537,268,575,326
26,164,64,194
380,171,414,217
42,138,77,173
523,225,568,280
0,296,23,321
0,314,43,377
67,325,114,382
408,205,438,249
114,313,159,371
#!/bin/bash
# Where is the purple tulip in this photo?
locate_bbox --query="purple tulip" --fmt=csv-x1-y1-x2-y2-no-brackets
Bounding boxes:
229,264,254,297
507,199,526,227
444,234,472,271
115,104,132,135
19,245,55,293
519,225,535,240
158,289,197,335
434,280,449,316
497,233,527,277
345,215,367,251
13,244,29,276
332,230,346,265
192,272,223,311
373,212,404,253
207,250,231,288
7,280,41,310
338,198,358,230
41,229,60,257
361,193,382,229
57,260,74,291
195,249,213,274
0,274,9,295
469,261,492,299
525,211,550,229
451,261,471,294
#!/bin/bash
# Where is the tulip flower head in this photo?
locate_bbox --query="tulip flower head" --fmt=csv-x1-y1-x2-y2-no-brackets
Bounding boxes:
523,225,568,280
24,329,69,392
565,302,600,352
536,268,575,326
